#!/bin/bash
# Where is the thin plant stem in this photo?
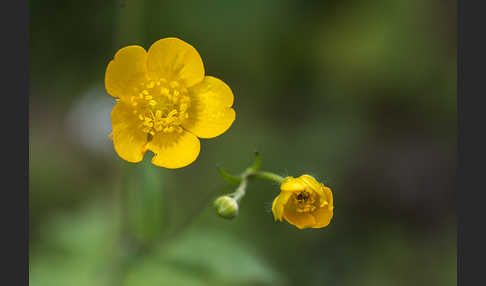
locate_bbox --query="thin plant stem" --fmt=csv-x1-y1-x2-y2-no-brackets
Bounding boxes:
232,178,248,201
249,171,285,184
227,169,285,202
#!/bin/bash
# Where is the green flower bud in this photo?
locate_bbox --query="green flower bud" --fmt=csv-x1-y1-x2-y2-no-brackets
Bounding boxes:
214,196,239,219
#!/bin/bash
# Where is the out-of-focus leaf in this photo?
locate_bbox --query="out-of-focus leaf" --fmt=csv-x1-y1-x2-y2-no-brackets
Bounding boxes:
122,156,166,244
123,261,210,286
29,201,118,286
124,227,288,286
31,201,287,286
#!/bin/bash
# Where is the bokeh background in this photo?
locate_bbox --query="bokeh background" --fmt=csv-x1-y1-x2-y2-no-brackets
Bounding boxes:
29,0,457,285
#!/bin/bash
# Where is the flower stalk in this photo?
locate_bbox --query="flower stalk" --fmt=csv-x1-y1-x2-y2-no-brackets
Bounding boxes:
214,153,286,218
231,176,248,201
221,153,285,201
248,171,285,184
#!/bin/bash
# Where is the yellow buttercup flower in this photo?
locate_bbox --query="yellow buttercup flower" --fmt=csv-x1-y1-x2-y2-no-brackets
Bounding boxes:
272,175,334,229
105,37,236,168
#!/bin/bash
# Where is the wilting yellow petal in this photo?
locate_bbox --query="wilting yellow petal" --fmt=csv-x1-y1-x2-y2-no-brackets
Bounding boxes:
300,175,322,191
311,207,334,229
146,38,205,88
271,191,293,221
105,45,148,99
147,130,200,169
283,203,317,229
183,76,235,138
280,177,306,192
298,175,327,202
111,102,148,162
322,185,333,207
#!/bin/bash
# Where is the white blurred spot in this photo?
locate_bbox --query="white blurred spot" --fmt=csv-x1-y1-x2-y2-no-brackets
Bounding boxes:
65,86,115,157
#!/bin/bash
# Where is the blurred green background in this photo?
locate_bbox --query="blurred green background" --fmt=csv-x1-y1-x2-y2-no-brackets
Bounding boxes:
29,0,457,285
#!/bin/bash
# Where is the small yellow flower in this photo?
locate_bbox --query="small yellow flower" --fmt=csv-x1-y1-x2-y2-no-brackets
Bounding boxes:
105,37,236,168
272,175,334,229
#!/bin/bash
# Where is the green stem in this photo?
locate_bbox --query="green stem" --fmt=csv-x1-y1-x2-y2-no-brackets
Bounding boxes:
249,171,286,184
231,177,248,201
228,170,284,202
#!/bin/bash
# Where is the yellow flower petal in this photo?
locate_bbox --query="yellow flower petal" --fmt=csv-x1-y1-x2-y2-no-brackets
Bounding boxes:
105,45,148,99
280,177,306,192
300,175,330,203
271,191,293,221
300,175,321,191
273,174,334,229
146,38,204,88
147,130,200,169
322,185,333,208
183,76,235,138
311,207,334,229
111,102,148,162
283,203,317,229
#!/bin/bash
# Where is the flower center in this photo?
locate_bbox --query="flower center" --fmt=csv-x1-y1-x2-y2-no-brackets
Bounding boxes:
128,78,191,137
293,191,317,213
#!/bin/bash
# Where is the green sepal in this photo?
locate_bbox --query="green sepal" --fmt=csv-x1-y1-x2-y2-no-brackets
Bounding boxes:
217,167,242,185
248,151,262,173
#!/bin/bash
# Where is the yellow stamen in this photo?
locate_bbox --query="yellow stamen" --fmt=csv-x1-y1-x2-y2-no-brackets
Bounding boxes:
129,77,191,135
160,87,169,95
146,81,155,89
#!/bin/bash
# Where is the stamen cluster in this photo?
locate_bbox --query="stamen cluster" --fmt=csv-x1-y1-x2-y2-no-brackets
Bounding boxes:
293,191,318,213
128,78,190,136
